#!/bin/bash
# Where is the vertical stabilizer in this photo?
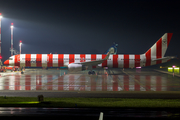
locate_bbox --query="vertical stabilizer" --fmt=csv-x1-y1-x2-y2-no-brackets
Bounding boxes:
145,33,173,58
144,33,173,66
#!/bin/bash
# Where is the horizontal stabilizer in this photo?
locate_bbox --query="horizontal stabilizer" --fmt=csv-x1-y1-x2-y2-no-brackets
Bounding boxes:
152,56,177,61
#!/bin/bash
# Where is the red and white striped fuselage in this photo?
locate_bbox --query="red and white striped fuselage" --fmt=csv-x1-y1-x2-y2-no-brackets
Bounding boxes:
4,33,174,69
5,53,169,68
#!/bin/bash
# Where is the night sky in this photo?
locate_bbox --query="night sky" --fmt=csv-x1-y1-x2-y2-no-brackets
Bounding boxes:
0,0,180,62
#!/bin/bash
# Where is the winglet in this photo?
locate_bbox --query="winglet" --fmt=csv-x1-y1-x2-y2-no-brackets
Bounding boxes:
104,47,114,60
105,42,118,54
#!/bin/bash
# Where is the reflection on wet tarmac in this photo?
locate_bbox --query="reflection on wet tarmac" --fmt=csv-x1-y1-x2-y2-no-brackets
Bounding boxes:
0,68,180,91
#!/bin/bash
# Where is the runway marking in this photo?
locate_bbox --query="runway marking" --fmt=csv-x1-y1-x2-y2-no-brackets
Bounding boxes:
154,69,180,77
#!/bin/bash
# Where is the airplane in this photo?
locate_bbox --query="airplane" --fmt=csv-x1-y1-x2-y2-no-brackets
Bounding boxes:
4,33,176,74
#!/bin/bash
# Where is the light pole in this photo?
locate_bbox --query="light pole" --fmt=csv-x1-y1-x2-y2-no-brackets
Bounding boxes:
11,23,13,56
19,40,22,54
0,13,2,66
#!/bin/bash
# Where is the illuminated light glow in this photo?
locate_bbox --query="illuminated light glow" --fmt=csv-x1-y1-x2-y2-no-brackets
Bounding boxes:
15,101,40,104
168,67,173,69
105,67,108,69
168,67,173,72
172,65,176,68
136,67,141,68
11,23,14,28
174,68,179,70
19,40,22,46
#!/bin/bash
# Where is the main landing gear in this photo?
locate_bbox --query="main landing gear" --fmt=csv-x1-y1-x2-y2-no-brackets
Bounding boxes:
20,67,24,74
88,71,95,75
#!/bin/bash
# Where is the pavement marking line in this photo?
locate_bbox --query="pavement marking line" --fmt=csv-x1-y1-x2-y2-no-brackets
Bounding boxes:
121,70,150,91
154,69,180,77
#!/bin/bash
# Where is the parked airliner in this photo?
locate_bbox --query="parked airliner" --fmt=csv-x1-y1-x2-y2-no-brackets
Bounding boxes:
4,33,176,74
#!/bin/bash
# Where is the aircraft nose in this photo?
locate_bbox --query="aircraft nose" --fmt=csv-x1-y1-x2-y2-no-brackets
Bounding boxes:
4,60,9,65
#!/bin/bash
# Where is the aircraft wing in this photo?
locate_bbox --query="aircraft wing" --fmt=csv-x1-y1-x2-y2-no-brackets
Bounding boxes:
73,48,113,66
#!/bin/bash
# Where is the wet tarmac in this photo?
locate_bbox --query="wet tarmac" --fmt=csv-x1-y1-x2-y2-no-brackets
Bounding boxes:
0,68,180,98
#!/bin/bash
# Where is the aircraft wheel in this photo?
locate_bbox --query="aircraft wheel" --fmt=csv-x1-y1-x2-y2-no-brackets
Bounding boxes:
88,71,92,75
92,71,95,75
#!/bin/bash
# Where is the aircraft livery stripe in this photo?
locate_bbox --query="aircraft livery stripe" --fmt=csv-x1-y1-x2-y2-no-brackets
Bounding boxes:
25,54,31,67
124,55,129,68
36,54,42,67
135,55,140,67
91,54,96,68
145,49,151,66
41,54,47,67
52,54,58,67
86,54,91,62
129,55,134,68
113,55,118,68
156,38,162,64
15,54,20,66
80,54,85,62
118,55,123,68
102,54,107,67
167,33,173,47
31,54,36,67
47,54,53,67
58,54,64,67
69,54,74,64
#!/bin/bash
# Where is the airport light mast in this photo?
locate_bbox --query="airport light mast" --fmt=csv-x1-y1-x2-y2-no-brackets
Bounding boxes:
19,40,22,54
0,13,2,66
10,23,13,56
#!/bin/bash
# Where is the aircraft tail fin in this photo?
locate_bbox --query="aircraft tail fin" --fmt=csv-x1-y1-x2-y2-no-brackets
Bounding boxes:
104,42,118,54
145,33,173,59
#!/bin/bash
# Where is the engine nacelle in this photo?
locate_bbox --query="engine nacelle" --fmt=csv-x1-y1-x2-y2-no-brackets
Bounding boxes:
68,63,86,72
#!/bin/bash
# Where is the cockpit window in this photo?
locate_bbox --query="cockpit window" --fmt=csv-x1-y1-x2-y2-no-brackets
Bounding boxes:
9,58,13,60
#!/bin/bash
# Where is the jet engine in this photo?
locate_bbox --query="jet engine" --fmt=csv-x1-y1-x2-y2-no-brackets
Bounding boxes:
68,63,86,72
